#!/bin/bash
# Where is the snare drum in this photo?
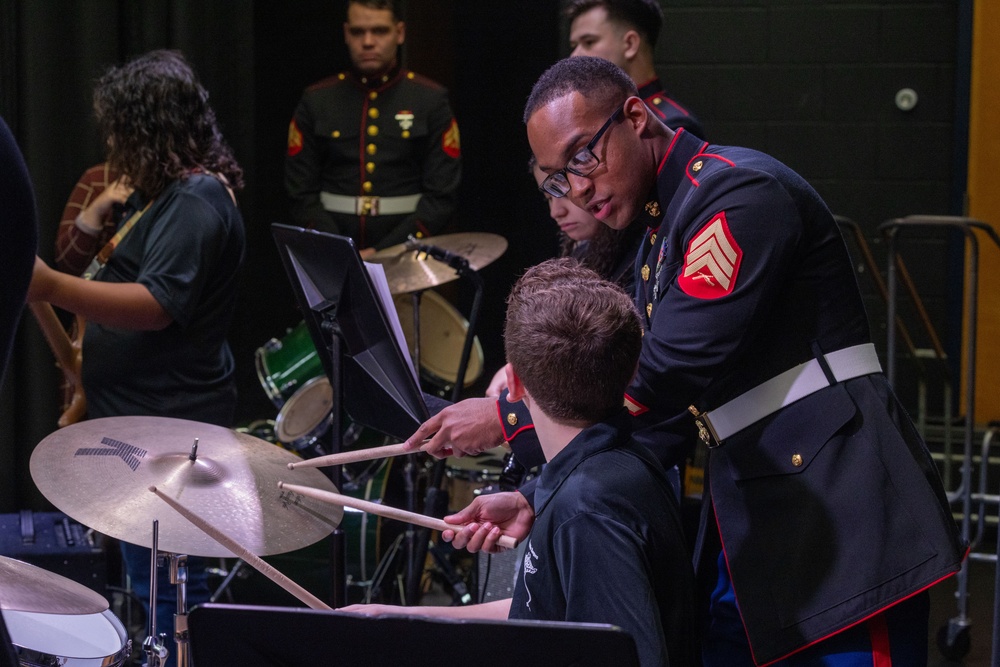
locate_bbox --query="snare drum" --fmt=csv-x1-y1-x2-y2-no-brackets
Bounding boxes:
274,375,334,452
444,446,507,512
392,290,484,390
3,608,130,667
254,320,323,407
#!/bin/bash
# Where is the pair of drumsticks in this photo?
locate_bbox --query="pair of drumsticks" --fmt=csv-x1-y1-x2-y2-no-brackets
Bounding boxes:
150,442,516,610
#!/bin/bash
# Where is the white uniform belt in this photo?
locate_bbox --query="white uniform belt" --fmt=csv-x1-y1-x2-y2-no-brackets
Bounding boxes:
320,192,421,216
701,343,882,443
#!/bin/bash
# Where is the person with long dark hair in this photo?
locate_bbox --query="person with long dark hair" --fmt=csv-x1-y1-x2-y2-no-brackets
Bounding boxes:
28,49,245,667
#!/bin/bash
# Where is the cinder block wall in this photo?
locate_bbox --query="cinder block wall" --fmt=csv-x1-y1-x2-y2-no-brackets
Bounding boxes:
656,1,962,417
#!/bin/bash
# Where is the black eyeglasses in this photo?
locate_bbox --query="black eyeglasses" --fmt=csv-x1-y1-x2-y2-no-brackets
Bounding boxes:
538,105,624,198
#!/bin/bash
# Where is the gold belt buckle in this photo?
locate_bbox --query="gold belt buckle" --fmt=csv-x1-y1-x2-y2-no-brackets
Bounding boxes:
357,195,380,215
688,405,721,448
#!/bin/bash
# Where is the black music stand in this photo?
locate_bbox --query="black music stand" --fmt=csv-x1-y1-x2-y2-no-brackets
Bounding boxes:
188,603,640,666
271,224,429,441
271,224,431,606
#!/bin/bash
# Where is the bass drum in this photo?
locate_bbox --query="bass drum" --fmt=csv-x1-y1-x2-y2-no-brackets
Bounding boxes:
392,290,484,391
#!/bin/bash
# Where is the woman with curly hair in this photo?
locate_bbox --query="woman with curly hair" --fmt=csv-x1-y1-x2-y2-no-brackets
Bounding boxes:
28,49,245,665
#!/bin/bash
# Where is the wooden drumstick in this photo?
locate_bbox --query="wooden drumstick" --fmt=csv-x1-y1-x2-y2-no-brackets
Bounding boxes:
278,482,519,551
148,486,332,611
287,442,412,470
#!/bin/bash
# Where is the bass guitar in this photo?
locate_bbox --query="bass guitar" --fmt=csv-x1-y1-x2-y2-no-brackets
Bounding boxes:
28,302,85,427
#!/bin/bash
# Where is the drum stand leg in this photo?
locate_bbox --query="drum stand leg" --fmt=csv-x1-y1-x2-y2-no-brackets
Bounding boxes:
208,558,246,602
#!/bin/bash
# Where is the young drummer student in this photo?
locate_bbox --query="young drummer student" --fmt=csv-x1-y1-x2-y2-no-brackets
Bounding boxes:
343,258,698,667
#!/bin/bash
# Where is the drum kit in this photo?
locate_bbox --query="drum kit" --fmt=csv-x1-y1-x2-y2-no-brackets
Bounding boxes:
2,233,511,667
254,232,503,456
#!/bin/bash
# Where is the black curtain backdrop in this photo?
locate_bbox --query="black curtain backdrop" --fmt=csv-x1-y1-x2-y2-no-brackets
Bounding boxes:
0,0,559,512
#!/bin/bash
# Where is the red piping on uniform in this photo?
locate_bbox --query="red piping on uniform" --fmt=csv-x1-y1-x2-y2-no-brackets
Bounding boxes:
659,95,692,116
636,76,658,91
657,129,684,175
715,506,968,667
684,145,720,187
495,400,535,441
697,151,735,168
715,501,964,666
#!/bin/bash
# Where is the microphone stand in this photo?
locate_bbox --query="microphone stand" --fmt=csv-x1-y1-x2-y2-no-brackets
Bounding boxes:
403,238,484,605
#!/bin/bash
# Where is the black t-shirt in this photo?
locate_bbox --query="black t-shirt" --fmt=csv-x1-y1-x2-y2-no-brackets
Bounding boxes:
508,415,698,667
82,174,245,426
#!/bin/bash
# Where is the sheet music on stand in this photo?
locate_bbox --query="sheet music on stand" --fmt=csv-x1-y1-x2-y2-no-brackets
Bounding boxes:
365,261,418,387
270,224,429,441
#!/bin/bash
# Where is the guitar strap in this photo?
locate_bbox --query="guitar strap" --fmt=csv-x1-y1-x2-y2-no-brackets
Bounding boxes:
81,200,152,281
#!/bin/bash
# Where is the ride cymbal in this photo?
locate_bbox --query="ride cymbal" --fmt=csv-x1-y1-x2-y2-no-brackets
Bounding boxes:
30,416,343,558
0,555,108,614
369,232,508,294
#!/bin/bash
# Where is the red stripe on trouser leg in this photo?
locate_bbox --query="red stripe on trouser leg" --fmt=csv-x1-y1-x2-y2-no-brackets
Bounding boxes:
869,612,892,667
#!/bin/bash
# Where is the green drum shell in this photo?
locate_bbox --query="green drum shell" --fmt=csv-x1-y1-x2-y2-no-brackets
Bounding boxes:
255,321,324,407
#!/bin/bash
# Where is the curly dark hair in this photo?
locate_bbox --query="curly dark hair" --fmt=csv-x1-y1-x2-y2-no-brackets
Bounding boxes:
93,49,244,199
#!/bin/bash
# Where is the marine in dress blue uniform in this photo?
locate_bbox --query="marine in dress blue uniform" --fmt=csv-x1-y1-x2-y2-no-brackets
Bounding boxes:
285,65,461,250
502,127,964,665
629,128,962,665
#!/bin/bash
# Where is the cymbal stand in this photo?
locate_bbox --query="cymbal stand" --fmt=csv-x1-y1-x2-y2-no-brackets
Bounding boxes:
169,553,191,667
404,247,485,604
143,520,169,667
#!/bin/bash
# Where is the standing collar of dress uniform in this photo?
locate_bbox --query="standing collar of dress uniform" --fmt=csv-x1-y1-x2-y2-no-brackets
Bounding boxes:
636,77,663,100
655,128,705,211
347,63,404,92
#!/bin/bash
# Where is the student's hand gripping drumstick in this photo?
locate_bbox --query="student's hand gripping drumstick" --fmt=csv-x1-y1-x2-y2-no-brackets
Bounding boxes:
277,482,519,551
286,442,413,470
148,486,333,611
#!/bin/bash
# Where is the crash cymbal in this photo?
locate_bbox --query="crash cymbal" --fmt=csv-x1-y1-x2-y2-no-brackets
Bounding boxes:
370,232,508,294
0,555,108,614
30,416,343,558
